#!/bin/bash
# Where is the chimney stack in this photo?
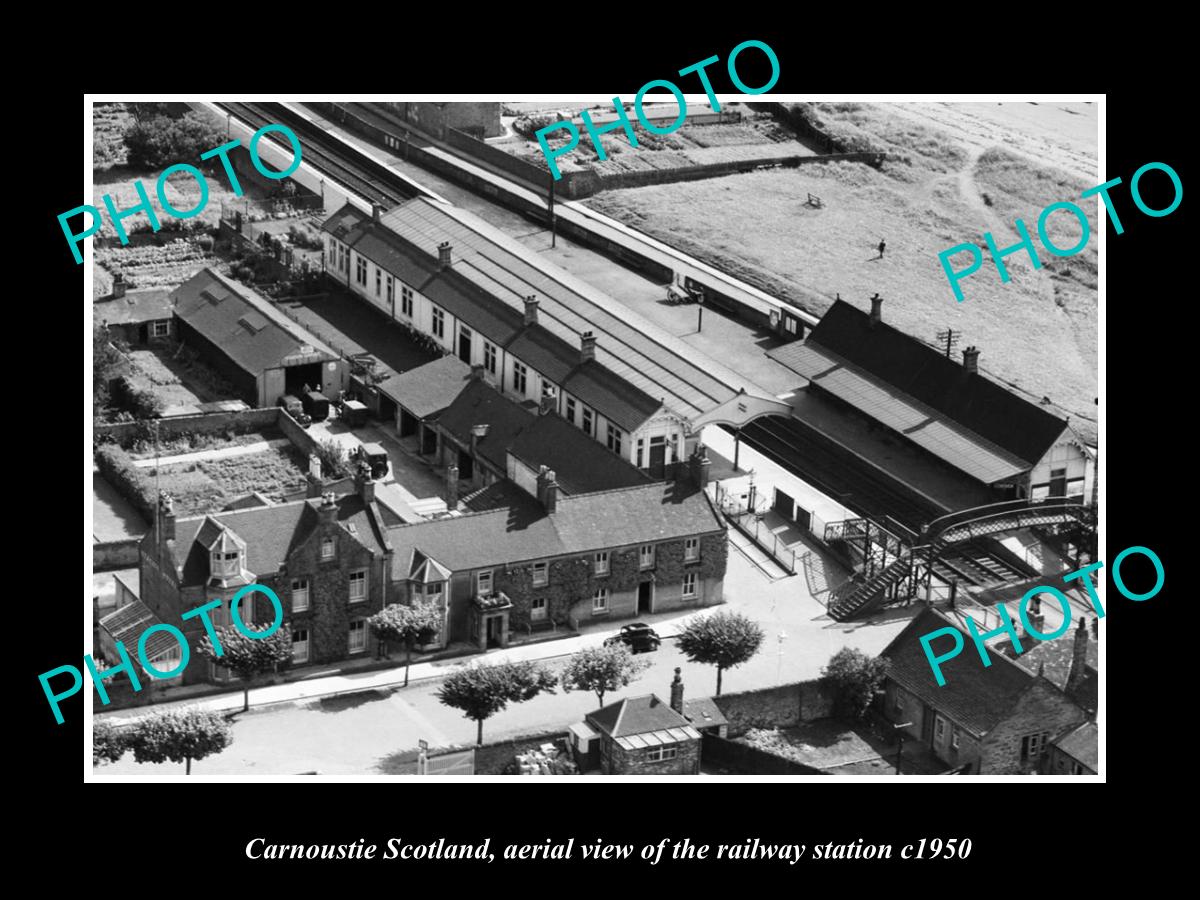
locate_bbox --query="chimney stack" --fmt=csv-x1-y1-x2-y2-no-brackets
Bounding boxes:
470,363,485,382
305,470,323,499
158,491,175,542
963,345,980,374
112,272,127,300
669,667,684,714
523,294,539,326
355,458,375,503
372,202,383,222
536,466,559,514
689,443,712,490
580,331,597,364
869,292,882,325
470,423,489,460
437,241,452,267
539,386,557,416
445,464,460,508
318,491,338,524
1066,616,1090,696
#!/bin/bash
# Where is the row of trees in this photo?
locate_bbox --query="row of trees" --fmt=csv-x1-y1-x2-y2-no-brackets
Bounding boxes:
94,709,231,774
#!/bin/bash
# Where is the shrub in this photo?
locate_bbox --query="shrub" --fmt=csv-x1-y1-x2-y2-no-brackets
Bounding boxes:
95,443,157,521
822,647,888,720
123,112,224,170
315,438,349,479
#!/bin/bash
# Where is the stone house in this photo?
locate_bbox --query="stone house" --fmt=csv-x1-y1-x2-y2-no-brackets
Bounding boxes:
578,672,704,775
137,472,393,684
880,608,1092,775
1045,721,1098,775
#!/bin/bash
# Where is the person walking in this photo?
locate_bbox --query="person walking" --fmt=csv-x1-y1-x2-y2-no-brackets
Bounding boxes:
877,238,887,259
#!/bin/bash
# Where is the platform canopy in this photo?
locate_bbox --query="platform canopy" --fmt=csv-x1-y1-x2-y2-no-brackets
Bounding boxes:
688,388,794,430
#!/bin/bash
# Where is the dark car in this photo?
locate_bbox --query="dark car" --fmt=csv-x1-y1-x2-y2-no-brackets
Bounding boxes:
604,623,661,653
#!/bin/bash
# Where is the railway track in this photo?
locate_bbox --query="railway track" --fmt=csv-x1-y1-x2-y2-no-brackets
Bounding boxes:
216,101,414,208
733,415,943,535
935,538,1039,587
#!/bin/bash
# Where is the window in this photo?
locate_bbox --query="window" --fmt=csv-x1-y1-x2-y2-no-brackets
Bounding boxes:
210,601,231,628
386,275,394,306
356,255,367,286
512,362,527,395
636,438,644,468
531,597,547,621
592,588,609,613
565,397,576,424
606,424,623,456
684,537,700,562
348,619,367,654
646,744,678,762
321,537,335,560
1071,761,1085,775
375,268,382,297
349,569,367,603
292,628,309,664
291,578,309,612
431,307,445,339
1021,732,1048,761
893,692,903,715
401,285,413,317
594,551,609,576
532,562,548,587
151,320,170,338
338,244,347,273
785,317,798,335
582,408,594,437
935,718,946,741
951,728,961,750
682,571,697,599
483,342,497,374
475,570,494,597
639,544,655,570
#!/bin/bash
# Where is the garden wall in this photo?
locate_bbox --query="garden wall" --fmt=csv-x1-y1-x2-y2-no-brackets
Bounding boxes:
93,539,141,571
713,679,835,737
95,407,280,447
701,734,827,775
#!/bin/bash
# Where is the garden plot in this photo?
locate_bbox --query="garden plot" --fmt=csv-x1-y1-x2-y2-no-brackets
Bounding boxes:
148,444,309,516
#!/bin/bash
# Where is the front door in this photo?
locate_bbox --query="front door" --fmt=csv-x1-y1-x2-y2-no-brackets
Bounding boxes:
648,437,666,478
458,325,472,363
485,615,502,648
932,714,950,758
638,580,653,614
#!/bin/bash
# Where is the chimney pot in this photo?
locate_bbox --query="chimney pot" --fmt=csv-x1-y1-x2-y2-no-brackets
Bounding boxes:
539,386,557,416
438,241,452,267
580,331,597,364
523,294,539,326
537,466,558,514
318,491,338,524
963,345,980,374
158,491,176,542
869,293,882,325
112,273,127,300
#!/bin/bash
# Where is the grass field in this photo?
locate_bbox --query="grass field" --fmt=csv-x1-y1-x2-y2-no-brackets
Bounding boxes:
149,445,309,515
585,103,1098,443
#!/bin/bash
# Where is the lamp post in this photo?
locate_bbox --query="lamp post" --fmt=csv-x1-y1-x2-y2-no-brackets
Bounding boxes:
893,722,913,775
776,630,787,682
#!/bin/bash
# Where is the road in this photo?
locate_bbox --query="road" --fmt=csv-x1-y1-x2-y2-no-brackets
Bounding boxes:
95,542,915,777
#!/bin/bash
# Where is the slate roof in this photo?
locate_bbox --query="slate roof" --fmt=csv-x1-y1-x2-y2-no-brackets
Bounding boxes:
1052,720,1098,771
99,599,178,661
152,494,388,584
588,694,695,738
376,355,474,419
94,288,174,325
322,198,771,428
509,413,652,496
170,268,339,377
682,698,728,731
997,622,1098,715
437,380,532,473
387,480,723,577
881,607,1036,737
769,300,1070,472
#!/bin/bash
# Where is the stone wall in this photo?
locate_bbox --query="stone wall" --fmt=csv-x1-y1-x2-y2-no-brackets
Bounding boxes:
714,679,835,737
94,539,141,571
95,407,279,447
981,681,1088,775
701,733,828,775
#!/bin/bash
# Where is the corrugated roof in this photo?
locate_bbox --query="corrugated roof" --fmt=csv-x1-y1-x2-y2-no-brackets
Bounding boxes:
171,269,339,377
770,342,1029,484
781,300,1069,467
387,480,723,577
376,355,473,419
328,198,763,425
881,608,1035,736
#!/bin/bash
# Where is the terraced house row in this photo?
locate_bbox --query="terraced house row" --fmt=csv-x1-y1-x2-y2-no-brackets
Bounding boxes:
135,462,726,686
321,197,791,477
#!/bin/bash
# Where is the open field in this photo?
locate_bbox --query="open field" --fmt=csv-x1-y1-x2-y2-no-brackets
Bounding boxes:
585,102,1098,443
148,445,309,515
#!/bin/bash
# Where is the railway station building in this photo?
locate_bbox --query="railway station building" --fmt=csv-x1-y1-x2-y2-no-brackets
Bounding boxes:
768,297,1094,507
321,199,791,476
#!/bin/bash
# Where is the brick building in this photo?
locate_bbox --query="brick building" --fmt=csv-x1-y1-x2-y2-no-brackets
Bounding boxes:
880,608,1092,775
137,472,393,685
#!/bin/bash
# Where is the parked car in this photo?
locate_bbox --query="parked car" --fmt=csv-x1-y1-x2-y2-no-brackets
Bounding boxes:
302,390,330,422
277,394,311,426
352,442,390,481
604,623,661,653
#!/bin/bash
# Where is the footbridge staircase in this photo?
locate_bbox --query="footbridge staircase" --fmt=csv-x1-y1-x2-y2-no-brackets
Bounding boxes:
823,499,1095,622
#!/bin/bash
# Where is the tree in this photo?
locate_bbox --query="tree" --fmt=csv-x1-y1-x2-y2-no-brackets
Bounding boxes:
822,647,889,720
368,601,443,687
197,623,293,713
560,644,650,709
676,611,765,696
436,660,557,745
123,112,223,169
126,707,232,775
93,720,128,766
93,323,125,416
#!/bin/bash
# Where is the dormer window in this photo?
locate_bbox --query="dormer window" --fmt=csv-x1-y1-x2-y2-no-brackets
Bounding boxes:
211,550,240,578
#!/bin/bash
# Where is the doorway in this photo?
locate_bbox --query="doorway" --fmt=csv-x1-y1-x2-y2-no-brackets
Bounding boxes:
458,325,472,363
932,714,950,758
485,615,502,648
638,580,653,614
648,436,666,478
457,447,474,481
